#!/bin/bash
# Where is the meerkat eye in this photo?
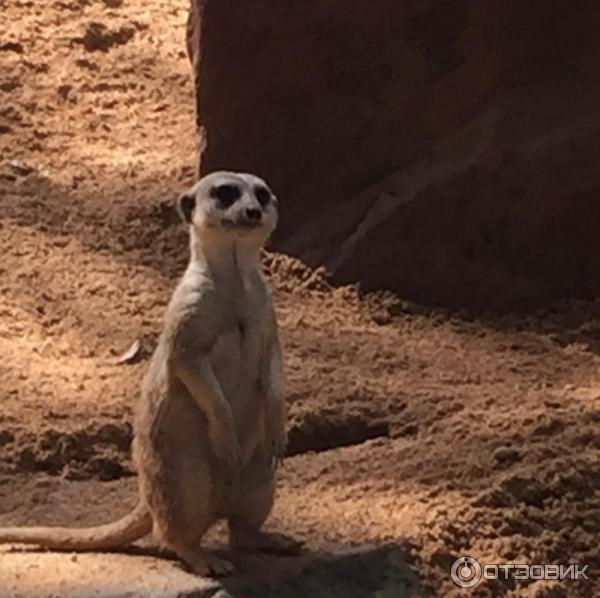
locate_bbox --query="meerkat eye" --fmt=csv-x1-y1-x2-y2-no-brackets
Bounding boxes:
210,183,241,208
254,185,271,207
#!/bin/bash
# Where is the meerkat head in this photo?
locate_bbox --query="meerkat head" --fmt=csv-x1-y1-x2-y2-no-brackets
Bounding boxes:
176,171,278,244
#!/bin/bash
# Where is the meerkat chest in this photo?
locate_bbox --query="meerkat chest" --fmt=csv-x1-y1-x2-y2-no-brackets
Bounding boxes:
208,303,266,403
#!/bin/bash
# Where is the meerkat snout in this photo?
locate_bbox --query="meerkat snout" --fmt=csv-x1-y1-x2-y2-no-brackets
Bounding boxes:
177,171,278,239
245,207,262,221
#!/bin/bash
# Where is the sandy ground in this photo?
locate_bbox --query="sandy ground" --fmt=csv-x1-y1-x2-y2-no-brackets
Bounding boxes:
0,1,599,596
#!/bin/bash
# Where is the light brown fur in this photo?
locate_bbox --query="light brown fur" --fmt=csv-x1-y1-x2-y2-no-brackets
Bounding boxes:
0,171,295,575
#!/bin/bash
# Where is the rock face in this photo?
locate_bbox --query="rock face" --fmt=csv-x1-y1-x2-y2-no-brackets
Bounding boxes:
189,0,600,311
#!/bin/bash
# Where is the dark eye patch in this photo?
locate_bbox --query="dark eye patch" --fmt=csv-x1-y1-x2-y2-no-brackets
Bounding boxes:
210,183,241,208
254,185,271,207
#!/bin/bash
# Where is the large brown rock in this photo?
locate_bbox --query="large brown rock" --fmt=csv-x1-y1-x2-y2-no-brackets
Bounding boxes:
189,0,600,311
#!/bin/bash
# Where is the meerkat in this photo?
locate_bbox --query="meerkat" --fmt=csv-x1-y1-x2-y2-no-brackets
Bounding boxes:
0,171,296,575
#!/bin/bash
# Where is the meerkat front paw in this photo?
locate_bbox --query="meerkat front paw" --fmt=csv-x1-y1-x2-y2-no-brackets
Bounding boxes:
210,424,242,472
269,430,288,470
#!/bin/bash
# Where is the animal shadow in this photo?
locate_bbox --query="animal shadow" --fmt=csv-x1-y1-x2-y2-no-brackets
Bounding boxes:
221,542,427,598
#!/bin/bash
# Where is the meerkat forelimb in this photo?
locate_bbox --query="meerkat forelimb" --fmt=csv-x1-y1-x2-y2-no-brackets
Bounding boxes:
174,349,242,469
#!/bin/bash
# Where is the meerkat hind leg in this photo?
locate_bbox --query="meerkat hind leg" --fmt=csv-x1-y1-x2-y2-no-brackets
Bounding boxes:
148,429,234,576
228,463,303,556
156,508,233,576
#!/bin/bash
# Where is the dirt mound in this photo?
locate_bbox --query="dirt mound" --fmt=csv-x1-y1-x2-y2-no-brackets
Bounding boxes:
0,1,599,596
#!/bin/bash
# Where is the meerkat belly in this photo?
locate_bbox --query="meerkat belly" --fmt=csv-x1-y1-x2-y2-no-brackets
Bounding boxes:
209,321,266,452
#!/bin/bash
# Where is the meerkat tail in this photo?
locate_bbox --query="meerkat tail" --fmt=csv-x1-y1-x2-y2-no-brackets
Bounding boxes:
0,501,152,551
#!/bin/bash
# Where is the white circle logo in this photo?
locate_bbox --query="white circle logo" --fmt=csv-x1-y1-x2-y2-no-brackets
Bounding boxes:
451,556,482,588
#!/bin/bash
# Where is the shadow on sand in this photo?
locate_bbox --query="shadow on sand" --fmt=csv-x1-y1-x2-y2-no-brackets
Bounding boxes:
221,543,427,598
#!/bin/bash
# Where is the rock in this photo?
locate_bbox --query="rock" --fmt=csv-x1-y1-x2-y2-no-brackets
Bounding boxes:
492,446,521,466
0,550,220,598
189,1,600,311
8,159,34,176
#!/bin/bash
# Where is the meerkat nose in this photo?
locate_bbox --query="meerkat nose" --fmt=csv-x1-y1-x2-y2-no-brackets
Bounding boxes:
245,208,262,221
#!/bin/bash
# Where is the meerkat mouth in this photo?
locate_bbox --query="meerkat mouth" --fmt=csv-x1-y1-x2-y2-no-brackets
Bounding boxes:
221,218,261,230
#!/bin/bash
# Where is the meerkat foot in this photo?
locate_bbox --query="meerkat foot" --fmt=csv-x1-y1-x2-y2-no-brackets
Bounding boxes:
229,528,303,556
203,553,235,576
180,549,234,577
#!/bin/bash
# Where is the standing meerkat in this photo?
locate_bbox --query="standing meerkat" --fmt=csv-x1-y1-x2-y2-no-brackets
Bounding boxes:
0,171,296,575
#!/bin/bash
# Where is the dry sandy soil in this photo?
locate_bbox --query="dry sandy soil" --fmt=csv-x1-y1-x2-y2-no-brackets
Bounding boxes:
0,1,599,596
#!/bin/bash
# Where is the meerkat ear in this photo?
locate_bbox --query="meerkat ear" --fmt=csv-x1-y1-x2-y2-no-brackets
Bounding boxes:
176,192,195,224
